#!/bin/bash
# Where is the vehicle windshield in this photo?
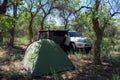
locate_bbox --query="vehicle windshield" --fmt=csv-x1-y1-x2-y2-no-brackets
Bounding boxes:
69,31,83,37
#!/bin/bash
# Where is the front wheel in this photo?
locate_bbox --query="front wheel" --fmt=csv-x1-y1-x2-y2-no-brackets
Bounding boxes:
69,43,76,52
84,47,92,53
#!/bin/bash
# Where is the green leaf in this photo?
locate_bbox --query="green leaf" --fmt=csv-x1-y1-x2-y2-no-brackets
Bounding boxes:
0,16,14,32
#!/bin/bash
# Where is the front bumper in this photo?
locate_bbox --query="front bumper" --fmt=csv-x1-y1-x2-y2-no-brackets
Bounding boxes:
75,42,92,48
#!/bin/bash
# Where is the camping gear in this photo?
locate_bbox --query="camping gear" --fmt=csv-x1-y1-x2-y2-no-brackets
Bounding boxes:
23,39,74,77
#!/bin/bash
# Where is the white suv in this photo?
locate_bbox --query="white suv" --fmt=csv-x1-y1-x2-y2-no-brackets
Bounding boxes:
67,31,92,52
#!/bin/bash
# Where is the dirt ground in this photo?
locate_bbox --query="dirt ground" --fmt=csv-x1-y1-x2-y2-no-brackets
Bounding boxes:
0,45,119,80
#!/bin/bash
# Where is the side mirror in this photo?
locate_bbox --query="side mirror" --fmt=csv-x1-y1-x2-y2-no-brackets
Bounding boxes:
65,34,69,37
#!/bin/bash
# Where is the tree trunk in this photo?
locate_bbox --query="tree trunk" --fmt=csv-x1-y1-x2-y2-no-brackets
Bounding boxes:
91,0,103,65
0,32,3,43
9,28,15,47
8,4,17,47
28,18,34,43
0,0,8,44
41,20,44,30
41,16,46,30
64,20,68,29
0,0,8,14
92,18,103,65
94,33,103,65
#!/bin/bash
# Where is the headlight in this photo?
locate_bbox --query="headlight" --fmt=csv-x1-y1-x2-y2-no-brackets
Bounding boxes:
84,38,92,43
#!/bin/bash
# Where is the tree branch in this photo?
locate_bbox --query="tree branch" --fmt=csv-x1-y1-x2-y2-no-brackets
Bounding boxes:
111,12,120,17
33,0,47,17
74,6,91,14
41,7,46,15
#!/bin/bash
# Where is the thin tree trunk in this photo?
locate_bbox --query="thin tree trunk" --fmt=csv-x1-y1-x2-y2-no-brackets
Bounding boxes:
28,18,34,43
0,0,8,43
0,32,3,43
9,4,17,47
9,28,15,47
64,21,68,29
41,16,46,30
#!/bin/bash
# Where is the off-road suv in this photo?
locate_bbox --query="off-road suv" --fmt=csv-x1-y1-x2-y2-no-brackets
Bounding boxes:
67,31,92,52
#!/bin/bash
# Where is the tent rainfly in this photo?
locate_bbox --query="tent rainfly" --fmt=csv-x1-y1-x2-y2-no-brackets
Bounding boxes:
23,39,75,77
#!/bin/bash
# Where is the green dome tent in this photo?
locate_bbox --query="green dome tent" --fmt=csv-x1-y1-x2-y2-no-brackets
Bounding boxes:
23,39,74,77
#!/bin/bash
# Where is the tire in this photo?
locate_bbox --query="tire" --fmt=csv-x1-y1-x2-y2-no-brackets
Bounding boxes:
70,43,76,52
85,47,92,53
